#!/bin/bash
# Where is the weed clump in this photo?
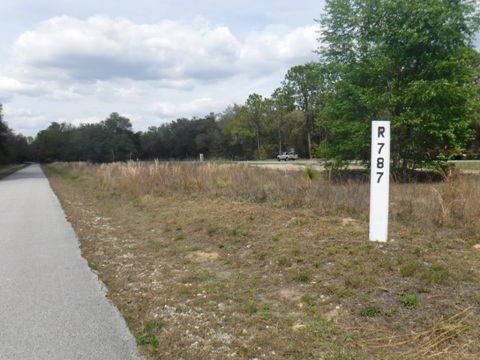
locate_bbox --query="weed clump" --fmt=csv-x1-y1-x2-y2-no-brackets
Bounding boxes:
423,264,451,285
135,320,163,348
403,294,421,309
277,256,292,267
400,261,419,277
360,304,382,317
294,269,313,283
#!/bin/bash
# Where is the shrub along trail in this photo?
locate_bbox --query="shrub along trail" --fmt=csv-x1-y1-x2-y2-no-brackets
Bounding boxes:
45,162,480,359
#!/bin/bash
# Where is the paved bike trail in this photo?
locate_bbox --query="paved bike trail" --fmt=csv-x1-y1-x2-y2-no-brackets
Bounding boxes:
0,164,144,360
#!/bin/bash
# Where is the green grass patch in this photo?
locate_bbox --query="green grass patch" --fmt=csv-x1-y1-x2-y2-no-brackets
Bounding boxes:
135,320,163,347
400,261,419,277
88,262,99,272
294,269,313,283
277,256,292,267
423,264,451,285
360,304,382,317
403,294,421,309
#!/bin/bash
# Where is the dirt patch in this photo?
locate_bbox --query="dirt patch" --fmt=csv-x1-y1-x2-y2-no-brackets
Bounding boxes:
186,251,220,262
341,217,357,226
279,287,302,302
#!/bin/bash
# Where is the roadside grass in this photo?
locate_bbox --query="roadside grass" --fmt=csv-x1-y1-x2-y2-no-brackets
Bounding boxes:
44,161,480,359
0,164,28,179
450,161,480,171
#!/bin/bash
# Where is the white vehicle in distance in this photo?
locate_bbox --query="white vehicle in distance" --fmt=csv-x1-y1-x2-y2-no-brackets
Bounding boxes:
277,152,298,161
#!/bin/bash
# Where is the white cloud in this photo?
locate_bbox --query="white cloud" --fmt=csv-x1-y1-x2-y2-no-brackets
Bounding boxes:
11,16,243,83
91,80,144,102
240,24,318,75
10,15,317,85
0,76,48,101
2,13,320,136
148,97,226,119
2,105,48,133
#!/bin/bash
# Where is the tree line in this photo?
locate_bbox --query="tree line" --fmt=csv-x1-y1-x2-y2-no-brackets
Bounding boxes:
1,0,479,169
1,61,326,163
0,104,32,164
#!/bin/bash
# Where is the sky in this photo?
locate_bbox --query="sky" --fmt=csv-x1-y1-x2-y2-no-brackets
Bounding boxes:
0,0,325,137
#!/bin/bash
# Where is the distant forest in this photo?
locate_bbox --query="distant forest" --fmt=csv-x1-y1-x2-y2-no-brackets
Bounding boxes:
0,62,331,164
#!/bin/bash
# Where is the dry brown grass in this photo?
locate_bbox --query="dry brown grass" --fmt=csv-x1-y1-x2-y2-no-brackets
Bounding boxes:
45,161,480,359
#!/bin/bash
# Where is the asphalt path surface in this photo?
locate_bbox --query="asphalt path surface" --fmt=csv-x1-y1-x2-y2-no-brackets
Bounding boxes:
0,165,144,360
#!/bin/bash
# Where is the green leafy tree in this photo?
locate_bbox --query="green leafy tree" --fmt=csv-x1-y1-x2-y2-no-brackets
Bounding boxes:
32,122,65,162
216,104,247,159
225,94,270,159
139,114,221,160
140,125,170,160
242,93,269,158
283,62,327,158
0,105,33,163
193,113,220,159
167,118,200,159
317,0,480,173
6,134,31,163
470,51,480,157
271,86,296,154
31,113,140,163
0,104,11,163
100,113,138,162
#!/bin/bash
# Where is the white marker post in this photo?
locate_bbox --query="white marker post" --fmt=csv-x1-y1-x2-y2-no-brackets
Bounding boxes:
369,121,390,242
